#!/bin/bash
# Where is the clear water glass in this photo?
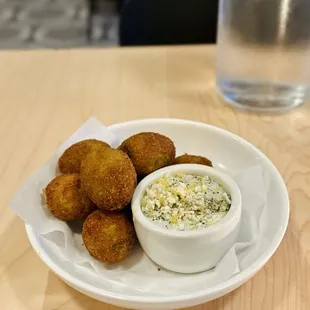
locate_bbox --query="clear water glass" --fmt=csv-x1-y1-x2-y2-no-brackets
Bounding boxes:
216,0,310,112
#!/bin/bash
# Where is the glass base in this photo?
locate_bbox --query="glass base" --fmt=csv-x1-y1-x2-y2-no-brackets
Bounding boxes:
216,77,308,113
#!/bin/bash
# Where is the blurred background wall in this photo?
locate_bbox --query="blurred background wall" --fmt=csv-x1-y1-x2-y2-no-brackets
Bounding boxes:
0,0,218,49
0,0,118,48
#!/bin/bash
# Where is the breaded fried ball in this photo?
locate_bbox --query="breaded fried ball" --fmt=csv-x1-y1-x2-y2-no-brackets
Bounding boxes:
80,148,137,211
58,139,110,174
118,132,176,176
45,174,96,221
173,154,213,167
82,210,136,264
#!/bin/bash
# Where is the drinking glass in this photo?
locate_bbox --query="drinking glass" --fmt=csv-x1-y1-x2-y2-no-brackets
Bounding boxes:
216,0,310,112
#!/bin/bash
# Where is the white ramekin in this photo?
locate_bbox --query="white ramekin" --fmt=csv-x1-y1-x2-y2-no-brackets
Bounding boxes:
131,164,242,274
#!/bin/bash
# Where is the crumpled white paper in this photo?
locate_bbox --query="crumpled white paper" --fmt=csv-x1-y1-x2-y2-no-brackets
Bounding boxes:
10,117,268,294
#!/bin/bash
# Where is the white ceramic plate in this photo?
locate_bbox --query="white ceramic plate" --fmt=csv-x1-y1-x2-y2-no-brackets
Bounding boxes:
25,119,289,310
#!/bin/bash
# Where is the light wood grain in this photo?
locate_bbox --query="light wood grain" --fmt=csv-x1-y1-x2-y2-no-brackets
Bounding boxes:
0,46,309,310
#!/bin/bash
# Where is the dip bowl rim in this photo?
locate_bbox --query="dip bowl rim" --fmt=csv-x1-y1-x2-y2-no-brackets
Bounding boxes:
131,164,242,239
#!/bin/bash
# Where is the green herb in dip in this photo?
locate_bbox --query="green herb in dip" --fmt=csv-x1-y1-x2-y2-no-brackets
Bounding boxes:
141,173,231,231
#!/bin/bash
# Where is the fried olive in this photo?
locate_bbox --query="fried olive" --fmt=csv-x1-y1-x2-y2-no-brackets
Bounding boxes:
80,148,137,211
58,139,110,174
82,210,136,263
45,174,96,221
119,132,176,176
172,154,212,167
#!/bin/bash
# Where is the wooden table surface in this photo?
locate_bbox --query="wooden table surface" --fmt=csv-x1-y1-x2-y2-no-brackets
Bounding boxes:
0,45,309,310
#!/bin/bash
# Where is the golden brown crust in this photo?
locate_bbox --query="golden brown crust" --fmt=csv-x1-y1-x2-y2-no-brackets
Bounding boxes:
118,132,176,176
80,148,137,211
172,154,213,167
82,210,136,263
45,174,96,221
58,139,110,174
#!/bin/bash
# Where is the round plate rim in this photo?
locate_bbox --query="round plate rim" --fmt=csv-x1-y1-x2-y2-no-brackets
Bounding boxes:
25,118,290,305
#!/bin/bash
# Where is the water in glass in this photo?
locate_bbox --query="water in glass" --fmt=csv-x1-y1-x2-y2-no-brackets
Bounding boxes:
216,0,310,112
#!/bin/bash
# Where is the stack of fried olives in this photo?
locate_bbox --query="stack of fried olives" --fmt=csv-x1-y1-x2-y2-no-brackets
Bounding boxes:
44,133,212,263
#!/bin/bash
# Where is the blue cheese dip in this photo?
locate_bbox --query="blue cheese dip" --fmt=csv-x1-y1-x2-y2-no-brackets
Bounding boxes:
141,173,231,231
